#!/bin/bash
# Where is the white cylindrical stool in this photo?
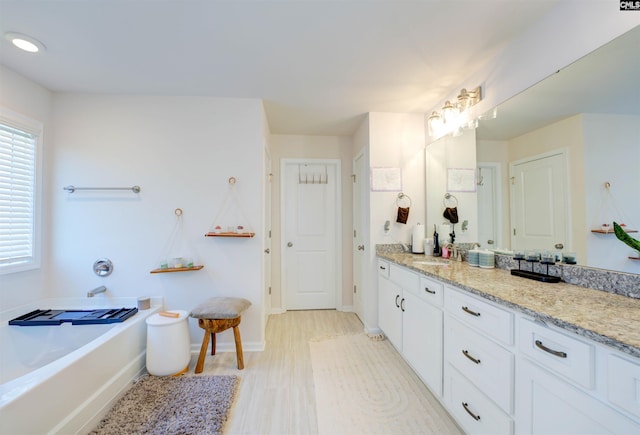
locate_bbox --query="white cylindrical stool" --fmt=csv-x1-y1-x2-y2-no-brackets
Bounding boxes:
145,310,190,376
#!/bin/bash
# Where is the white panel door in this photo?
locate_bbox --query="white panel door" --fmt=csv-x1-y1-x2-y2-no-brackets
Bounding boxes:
263,148,272,325
510,152,568,252
477,164,498,249
353,153,365,319
283,160,339,310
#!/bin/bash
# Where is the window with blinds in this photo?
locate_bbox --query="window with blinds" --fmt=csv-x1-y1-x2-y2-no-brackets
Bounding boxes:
0,110,42,274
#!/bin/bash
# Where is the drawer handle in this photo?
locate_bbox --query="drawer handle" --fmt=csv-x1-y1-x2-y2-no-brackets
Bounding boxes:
395,294,400,308
380,265,386,270
424,286,436,295
462,350,481,364
462,306,481,317
535,340,567,358
400,298,405,312
462,402,481,421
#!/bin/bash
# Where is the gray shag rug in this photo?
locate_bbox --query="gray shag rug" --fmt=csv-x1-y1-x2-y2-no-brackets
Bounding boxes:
90,374,239,435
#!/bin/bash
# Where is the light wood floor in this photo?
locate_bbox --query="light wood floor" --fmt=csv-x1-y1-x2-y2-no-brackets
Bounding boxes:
194,310,461,434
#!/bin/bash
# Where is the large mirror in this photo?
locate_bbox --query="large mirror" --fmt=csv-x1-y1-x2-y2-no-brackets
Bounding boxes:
475,25,640,274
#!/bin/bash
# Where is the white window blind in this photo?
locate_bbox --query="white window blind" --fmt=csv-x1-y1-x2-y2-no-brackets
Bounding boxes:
0,121,38,271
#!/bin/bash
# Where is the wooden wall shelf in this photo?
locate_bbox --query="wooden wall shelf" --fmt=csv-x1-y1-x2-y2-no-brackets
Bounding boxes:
150,265,204,274
591,229,637,234
205,232,255,238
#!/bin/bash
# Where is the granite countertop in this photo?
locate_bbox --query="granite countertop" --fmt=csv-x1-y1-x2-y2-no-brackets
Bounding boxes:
377,252,640,359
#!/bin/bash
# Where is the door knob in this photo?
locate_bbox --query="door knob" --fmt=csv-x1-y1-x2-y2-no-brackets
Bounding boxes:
264,248,270,254
287,242,293,247
357,245,365,251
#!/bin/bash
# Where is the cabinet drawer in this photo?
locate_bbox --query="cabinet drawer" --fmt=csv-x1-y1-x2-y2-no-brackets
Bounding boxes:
445,365,514,435
445,316,514,413
607,354,640,419
390,263,419,291
419,275,444,306
377,259,390,278
444,287,514,346
519,318,594,389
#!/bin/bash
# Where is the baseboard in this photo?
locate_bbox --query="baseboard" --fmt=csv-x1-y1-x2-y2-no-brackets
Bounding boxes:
338,305,353,312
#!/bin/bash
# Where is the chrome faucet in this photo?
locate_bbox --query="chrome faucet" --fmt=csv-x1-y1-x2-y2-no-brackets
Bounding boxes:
87,285,107,297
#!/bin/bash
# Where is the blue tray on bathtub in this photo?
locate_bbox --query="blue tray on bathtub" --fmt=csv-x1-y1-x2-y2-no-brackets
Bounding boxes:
8,308,138,326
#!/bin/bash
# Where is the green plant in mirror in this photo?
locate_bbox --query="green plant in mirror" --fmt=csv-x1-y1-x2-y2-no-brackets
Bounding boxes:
613,222,640,255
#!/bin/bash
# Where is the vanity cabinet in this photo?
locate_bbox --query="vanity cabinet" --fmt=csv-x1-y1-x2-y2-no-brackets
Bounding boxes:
378,269,402,348
516,318,640,435
376,257,640,434
377,261,443,396
444,286,515,434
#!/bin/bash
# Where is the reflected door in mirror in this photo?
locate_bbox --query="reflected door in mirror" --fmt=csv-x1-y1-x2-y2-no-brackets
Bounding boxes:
510,151,569,252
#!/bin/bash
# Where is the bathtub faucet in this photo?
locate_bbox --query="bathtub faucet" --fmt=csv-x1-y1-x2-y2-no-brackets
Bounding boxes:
87,285,107,297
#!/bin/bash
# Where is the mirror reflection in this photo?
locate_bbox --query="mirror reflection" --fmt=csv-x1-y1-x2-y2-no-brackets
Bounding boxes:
475,25,640,274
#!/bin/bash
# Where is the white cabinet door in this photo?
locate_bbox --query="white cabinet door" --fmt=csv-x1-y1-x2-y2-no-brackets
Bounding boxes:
516,357,640,435
403,290,443,397
378,276,402,350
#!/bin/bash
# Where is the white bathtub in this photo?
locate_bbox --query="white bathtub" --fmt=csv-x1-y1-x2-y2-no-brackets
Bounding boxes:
0,297,162,435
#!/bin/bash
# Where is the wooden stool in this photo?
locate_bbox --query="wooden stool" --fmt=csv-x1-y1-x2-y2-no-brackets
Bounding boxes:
190,297,251,374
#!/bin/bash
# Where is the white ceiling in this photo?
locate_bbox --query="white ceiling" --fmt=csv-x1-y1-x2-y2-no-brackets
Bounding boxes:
0,1,561,135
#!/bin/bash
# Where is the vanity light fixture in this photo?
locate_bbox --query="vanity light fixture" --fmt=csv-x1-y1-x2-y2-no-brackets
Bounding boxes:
4,32,46,53
427,85,483,138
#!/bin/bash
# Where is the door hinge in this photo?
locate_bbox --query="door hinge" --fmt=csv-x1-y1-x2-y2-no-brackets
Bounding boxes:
353,285,357,294
352,174,356,183
354,229,357,238
268,286,272,295
510,176,516,185
513,228,516,236
269,230,271,238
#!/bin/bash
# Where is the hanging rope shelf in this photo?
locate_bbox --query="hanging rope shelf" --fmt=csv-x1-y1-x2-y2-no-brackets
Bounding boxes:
590,182,637,234
205,177,255,238
150,208,205,273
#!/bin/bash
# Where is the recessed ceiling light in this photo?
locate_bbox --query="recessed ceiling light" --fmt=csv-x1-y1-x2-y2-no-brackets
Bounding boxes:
4,32,46,53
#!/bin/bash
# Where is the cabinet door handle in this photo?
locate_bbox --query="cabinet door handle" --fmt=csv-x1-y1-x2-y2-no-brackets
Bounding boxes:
395,294,400,308
462,349,481,364
462,402,481,421
462,306,481,317
380,265,386,270
400,298,405,312
535,340,567,358
424,286,436,295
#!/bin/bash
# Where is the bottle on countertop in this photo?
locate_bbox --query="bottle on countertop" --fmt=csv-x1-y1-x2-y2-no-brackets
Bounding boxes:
433,225,440,257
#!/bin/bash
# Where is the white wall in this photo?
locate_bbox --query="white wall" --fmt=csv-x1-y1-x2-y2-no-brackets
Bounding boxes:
269,134,354,311
583,114,640,274
49,94,267,350
364,112,426,333
0,66,53,310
